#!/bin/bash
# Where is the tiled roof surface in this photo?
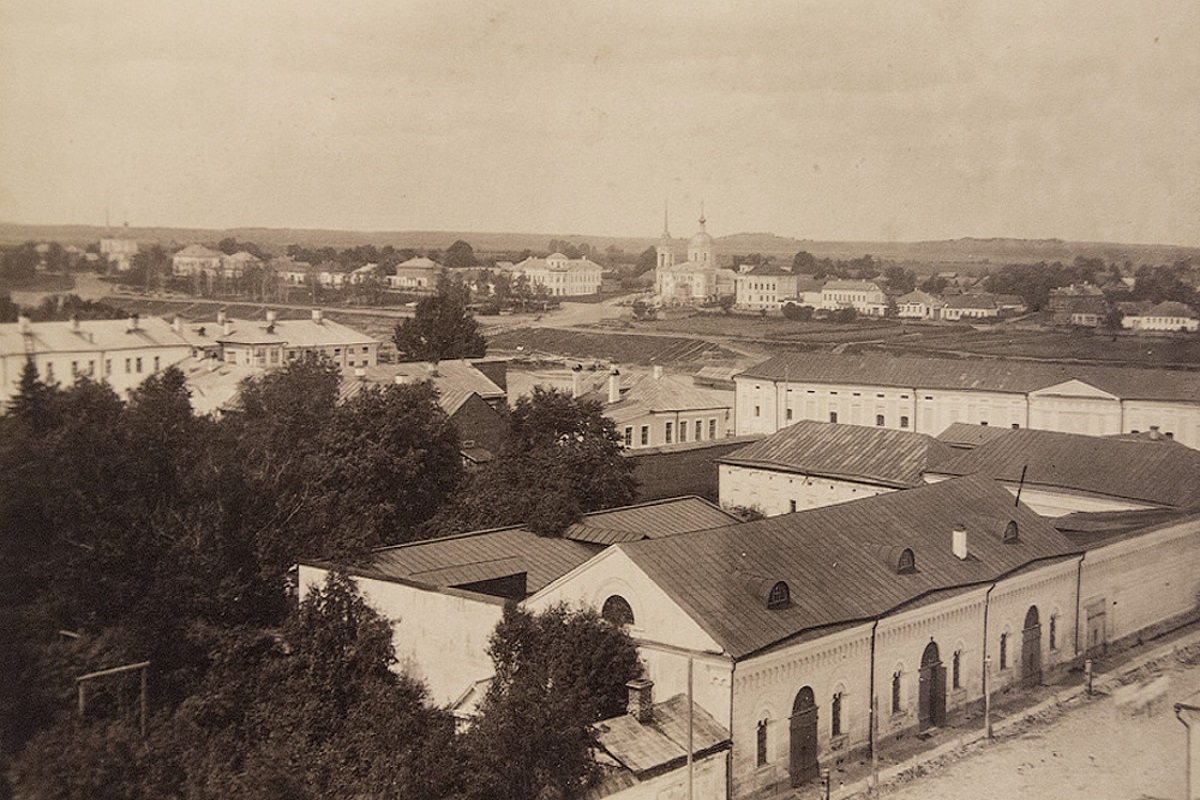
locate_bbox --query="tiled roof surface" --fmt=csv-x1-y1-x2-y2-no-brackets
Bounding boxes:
595,695,730,776
617,476,1077,659
341,497,737,594
720,420,955,488
736,352,1200,403
0,317,193,358
936,423,1016,449
926,428,1200,508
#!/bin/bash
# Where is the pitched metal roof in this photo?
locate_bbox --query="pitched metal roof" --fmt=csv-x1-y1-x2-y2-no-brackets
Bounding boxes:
587,371,733,424
736,352,1200,403
216,317,378,347
594,695,730,777
0,317,194,358
936,423,1016,450
616,476,1078,659
338,360,505,406
926,427,1200,508
719,420,955,488
332,497,737,595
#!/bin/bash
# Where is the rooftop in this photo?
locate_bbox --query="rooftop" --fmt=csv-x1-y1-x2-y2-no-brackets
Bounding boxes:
614,476,1078,659
925,427,1200,509
587,370,733,425
0,316,193,358
338,360,506,408
214,316,378,348
594,694,730,779
736,352,1200,404
937,422,1017,450
720,420,956,488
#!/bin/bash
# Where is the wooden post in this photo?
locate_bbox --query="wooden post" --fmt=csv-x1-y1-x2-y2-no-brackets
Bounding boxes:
984,655,993,738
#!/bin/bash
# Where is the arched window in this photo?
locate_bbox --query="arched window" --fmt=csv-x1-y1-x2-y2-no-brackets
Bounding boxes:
831,692,843,737
756,719,769,766
898,548,916,574
767,581,791,609
999,633,1008,670
1049,615,1058,650
1003,521,1019,543
891,671,902,713
952,650,961,689
601,595,635,627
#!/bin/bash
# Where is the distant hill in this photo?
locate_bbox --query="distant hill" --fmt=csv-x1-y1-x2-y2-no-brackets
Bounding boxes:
2,222,1196,269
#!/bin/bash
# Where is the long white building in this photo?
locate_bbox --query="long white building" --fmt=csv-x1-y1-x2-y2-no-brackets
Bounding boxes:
734,352,1200,449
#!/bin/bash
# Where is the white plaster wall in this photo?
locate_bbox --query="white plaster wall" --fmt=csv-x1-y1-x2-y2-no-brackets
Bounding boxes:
297,565,504,707
923,474,1160,518
603,751,727,800
1028,395,1123,436
719,464,894,516
1123,401,1200,450
1079,516,1200,649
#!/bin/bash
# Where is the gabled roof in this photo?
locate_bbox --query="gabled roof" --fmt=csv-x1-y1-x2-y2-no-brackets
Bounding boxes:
936,422,1015,450
615,476,1077,659
720,420,955,488
323,497,738,597
587,371,733,424
397,256,441,269
594,695,730,778
944,294,997,310
925,427,1200,509
1143,301,1198,319
736,352,1200,404
338,360,506,406
0,317,193,358
823,280,882,292
897,290,943,306
222,250,261,263
215,317,378,347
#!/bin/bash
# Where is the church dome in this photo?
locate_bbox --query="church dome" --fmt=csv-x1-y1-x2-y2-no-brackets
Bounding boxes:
689,229,714,249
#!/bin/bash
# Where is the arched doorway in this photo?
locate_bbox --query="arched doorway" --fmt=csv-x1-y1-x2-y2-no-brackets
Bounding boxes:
1022,606,1042,686
789,686,819,786
918,641,946,730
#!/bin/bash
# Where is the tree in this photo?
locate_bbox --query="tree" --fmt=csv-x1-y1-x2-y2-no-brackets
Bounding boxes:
792,251,818,274
464,603,642,800
883,265,916,295
718,293,736,315
444,239,478,269
393,276,487,361
782,302,813,321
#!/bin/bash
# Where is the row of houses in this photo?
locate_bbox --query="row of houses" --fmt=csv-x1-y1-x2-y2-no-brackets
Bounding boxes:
300,422,1200,798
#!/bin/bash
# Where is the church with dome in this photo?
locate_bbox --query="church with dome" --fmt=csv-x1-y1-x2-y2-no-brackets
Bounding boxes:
654,205,737,305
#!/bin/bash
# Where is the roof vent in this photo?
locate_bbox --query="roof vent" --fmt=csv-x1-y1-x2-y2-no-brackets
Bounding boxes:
879,545,917,574
952,525,968,560
1002,520,1019,543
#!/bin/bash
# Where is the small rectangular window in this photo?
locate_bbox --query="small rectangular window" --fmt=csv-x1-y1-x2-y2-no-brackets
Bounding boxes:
831,693,842,737
900,415,909,428
876,414,885,426
789,500,797,513
1012,423,1020,429
756,720,768,767
125,358,132,373
999,633,1008,670
953,651,961,689
709,419,716,439
105,359,112,376
664,422,673,444
695,420,702,440
829,411,838,423
754,405,761,417
154,356,160,372
679,422,687,442
624,426,633,446
136,357,143,373
891,673,901,713
640,426,649,446
786,408,794,421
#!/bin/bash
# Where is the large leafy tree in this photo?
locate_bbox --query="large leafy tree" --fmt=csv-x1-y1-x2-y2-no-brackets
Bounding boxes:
443,238,478,269
464,603,642,800
393,273,487,361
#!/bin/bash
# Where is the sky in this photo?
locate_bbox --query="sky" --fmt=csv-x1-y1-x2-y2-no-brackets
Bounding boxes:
1,1,1198,245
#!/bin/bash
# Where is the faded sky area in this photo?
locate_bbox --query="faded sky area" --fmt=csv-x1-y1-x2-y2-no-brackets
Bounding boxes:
1,1,1198,244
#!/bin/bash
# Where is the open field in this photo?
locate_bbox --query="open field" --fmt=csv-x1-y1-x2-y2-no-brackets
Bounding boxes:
488,328,740,367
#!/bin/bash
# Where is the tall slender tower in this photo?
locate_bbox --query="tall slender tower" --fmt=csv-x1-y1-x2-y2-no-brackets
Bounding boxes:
687,202,714,266
656,201,675,270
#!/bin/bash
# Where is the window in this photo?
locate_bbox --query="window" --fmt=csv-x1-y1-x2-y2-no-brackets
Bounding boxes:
45,363,54,382
125,358,132,374
87,360,95,376
952,651,961,689
891,672,902,713
786,408,794,421
1049,615,1057,650
829,411,838,423
767,581,790,609
756,719,768,767
900,415,909,429
695,420,702,440
1012,423,1020,429
754,405,761,418
789,500,797,513
664,422,673,444
640,426,649,446
136,357,143,373
71,360,78,376
897,548,916,574
1003,521,1019,543
679,421,687,442
999,633,1008,670
153,356,160,372
624,426,633,447
105,359,112,376
601,595,634,627
831,692,843,737
709,419,717,439
876,414,885,426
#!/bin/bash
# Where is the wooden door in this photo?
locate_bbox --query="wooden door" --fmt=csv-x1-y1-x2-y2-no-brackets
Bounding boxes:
918,641,945,730
1022,606,1042,686
789,687,819,787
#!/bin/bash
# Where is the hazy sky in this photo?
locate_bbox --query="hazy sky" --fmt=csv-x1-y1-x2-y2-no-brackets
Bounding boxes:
1,1,1198,244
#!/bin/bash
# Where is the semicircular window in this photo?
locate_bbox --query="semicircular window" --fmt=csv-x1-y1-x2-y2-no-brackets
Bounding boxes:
767,581,791,609
601,595,635,627
1003,521,1019,543
898,548,916,574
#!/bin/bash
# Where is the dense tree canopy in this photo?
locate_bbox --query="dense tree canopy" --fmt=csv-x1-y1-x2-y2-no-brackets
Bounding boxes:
393,274,487,362
443,239,478,268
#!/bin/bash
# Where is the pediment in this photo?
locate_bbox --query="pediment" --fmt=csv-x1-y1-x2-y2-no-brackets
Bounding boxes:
1029,379,1119,401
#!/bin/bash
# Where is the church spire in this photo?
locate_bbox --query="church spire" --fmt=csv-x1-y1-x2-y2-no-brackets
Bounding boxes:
699,200,706,230
662,199,671,239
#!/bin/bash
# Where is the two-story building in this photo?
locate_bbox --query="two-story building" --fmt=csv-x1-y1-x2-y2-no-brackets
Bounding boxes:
512,253,603,296
820,280,887,316
895,290,945,320
171,244,224,278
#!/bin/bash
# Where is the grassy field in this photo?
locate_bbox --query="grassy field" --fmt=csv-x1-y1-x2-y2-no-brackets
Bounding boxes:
488,328,738,366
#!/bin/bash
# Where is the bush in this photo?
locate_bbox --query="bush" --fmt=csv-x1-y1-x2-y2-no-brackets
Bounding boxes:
782,302,814,321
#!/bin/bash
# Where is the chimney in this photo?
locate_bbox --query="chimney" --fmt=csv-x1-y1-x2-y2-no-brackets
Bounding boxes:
1149,425,1161,441
652,364,663,380
952,524,968,560
626,678,654,724
216,310,227,326
608,368,621,404
355,367,367,381
171,316,182,334
571,363,583,398
70,316,81,333
265,309,277,324
312,308,323,325
17,315,31,335
1166,432,1174,440
127,313,140,332
222,318,233,337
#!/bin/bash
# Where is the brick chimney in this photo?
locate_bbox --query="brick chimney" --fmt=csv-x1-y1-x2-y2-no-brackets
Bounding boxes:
216,310,227,326
608,368,621,404
952,523,968,560
626,678,654,724
265,309,277,324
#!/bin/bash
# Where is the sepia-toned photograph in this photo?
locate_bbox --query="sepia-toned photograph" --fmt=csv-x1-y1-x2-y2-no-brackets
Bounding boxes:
1,2,1199,798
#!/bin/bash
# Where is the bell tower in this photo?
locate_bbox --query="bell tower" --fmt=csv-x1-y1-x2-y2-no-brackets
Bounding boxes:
656,201,674,269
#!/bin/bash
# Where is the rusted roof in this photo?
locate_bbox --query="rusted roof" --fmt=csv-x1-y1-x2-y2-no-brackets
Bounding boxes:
594,695,730,777
736,352,1200,404
616,476,1078,659
720,420,955,488
925,427,1200,508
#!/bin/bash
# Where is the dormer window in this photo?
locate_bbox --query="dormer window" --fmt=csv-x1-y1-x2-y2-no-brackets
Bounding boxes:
897,548,916,574
767,581,791,609
1003,521,1019,543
